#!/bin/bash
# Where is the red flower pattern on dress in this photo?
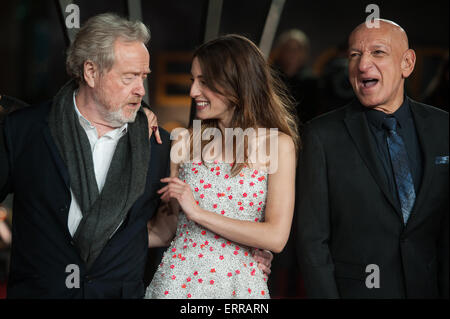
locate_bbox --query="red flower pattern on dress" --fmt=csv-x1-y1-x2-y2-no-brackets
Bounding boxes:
148,162,268,298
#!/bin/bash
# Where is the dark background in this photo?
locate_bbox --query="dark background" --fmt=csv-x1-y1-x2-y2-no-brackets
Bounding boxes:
0,0,448,299
0,0,448,107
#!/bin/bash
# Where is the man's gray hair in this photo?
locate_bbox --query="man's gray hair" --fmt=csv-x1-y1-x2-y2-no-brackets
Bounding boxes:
66,13,151,83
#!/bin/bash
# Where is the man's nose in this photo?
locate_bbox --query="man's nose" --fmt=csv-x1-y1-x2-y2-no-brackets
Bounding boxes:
134,78,146,97
358,53,373,72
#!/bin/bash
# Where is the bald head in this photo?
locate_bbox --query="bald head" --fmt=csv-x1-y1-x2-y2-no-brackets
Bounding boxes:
349,19,409,52
347,19,416,113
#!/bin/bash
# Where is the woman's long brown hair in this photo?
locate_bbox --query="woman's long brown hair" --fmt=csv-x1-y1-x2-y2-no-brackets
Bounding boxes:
190,34,300,176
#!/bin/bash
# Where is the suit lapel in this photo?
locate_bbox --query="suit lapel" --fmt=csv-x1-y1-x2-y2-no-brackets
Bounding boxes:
40,122,75,243
344,101,403,221
42,124,70,189
406,99,434,228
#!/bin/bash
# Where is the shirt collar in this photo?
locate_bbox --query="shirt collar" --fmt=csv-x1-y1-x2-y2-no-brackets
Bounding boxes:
365,96,411,130
73,90,128,138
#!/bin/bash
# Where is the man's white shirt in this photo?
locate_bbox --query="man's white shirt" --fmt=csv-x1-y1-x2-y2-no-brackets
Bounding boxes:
67,92,128,237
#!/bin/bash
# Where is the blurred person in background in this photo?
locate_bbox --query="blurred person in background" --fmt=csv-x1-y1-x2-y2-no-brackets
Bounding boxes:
318,42,355,115
271,29,321,128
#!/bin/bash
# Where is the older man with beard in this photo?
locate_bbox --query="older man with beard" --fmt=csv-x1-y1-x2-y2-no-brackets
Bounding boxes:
0,13,171,299
296,19,448,298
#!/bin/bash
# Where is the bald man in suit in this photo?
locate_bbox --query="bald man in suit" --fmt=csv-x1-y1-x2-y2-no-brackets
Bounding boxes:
296,19,448,298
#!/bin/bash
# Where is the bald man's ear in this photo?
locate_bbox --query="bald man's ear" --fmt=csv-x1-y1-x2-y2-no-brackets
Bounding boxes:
83,60,98,88
401,49,416,78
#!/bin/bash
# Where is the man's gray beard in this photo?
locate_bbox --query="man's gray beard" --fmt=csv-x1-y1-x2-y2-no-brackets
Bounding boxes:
103,107,138,128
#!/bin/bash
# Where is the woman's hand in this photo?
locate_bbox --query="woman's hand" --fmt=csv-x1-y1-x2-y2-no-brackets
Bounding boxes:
157,177,200,221
142,107,162,144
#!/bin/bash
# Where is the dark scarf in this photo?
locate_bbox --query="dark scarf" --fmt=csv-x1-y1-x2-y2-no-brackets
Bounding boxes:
48,80,150,270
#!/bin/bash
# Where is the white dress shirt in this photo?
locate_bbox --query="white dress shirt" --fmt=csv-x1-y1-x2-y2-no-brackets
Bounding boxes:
67,92,128,237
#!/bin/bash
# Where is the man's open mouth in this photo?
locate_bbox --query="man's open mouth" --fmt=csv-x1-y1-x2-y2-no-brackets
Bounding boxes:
361,78,379,88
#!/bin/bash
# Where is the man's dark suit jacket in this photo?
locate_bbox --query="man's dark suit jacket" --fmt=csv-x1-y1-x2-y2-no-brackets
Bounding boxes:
296,98,449,298
0,101,171,298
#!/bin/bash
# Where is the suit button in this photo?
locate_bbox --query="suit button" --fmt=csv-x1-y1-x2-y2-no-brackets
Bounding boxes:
60,207,67,213
400,237,407,243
